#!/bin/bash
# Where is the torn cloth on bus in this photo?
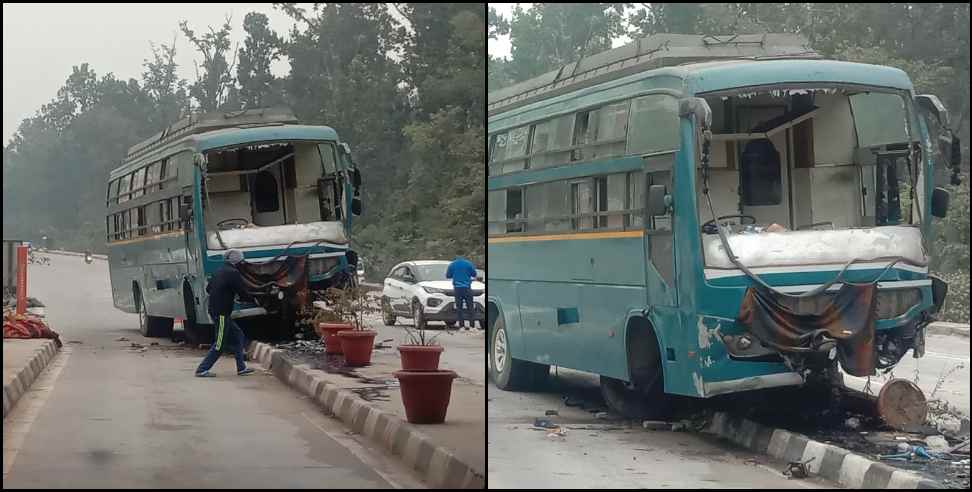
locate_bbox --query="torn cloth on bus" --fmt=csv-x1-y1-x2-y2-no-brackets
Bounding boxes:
238,256,310,309
736,283,878,376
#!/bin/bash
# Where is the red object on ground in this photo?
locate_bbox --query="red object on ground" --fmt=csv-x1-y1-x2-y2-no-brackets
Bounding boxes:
16,244,28,315
317,322,352,354
394,370,458,424
3,310,61,347
337,330,377,366
397,345,444,371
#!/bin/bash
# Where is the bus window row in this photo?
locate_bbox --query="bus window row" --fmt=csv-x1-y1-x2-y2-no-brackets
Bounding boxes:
487,94,678,176
487,169,673,236
107,197,181,242
106,158,177,207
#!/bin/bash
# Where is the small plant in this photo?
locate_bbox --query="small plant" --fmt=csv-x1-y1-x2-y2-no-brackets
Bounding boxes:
402,323,441,346
316,285,379,330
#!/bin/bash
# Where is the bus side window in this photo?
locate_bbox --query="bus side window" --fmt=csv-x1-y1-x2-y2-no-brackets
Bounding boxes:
506,188,524,233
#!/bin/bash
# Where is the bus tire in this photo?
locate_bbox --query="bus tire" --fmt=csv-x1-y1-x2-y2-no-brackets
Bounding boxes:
600,320,671,419
489,316,549,391
183,283,212,346
135,285,173,338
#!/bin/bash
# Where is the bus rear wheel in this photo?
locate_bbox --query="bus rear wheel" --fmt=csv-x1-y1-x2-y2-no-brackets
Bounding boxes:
489,316,549,391
135,286,173,338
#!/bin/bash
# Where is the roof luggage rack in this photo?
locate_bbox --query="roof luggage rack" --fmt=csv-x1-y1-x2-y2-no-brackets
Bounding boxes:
124,106,299,162
488,33,820,116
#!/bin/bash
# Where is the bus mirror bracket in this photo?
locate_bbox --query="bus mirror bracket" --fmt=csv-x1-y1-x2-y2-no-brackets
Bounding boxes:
647,184,668,216
680,97,712,131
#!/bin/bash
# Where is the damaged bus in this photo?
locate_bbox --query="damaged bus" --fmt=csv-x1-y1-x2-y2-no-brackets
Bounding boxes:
486,34,963,417
106,107,362,344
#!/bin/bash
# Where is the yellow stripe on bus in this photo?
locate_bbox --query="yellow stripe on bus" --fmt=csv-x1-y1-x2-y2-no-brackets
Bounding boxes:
487,230,642,244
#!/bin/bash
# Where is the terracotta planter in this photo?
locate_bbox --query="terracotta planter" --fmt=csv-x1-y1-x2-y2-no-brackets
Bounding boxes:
395,370,458,424
398,345,444,371
337,330,377,366
317,322,352,354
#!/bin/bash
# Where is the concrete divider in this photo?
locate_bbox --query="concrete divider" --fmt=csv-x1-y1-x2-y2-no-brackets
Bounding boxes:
248,341,484,489
2,339,60,418
703,411,943,489
926,321,970,338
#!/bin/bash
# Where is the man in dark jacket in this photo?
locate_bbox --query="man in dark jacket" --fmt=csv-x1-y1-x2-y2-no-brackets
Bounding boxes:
195,249,256,377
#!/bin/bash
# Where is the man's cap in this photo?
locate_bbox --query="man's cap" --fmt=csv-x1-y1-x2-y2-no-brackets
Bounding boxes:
225,249,244,265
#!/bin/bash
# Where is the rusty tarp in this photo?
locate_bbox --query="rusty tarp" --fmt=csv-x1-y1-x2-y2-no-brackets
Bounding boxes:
736,283,878,376
238,256,310,309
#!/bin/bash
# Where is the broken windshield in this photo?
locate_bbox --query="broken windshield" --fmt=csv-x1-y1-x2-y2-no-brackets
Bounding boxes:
202,140,342,232
696,86,925,269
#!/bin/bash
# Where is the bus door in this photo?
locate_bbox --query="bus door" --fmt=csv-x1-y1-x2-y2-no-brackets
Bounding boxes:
642,153,677,308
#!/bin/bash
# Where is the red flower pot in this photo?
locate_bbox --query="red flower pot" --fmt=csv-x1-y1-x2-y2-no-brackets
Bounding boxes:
394,370,458,424
318,322,352,354
337,330,377,366
398,345,444,371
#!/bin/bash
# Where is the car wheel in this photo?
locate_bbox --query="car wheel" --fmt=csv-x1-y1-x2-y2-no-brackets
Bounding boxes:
413,300,427,330
489,315,549,391
381,296,397,326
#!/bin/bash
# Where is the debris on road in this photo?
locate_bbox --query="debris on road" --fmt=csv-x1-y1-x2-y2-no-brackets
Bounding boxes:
115,337,129,341
927,435,952,453
545,410,559,416
642,420,672,431
275,339,326,353
594,412,609,419
877,379,928,432
784,457,814,479
533,418,559,430
3,309,61,347
845,417,861,430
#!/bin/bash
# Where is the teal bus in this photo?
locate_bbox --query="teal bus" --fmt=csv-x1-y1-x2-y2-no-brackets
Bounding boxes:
486,34,962,417
106,107,362,344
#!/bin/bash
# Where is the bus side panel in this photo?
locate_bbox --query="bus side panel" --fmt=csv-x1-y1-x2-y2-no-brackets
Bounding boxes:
491,236,645,378
108,243,138,313
140,233,189,319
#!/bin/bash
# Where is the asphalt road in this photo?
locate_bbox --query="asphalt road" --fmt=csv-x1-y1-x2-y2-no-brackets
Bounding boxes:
488,368,833,489
3,252,423,488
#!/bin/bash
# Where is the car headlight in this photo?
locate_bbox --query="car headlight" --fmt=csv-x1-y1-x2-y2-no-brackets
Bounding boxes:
423,286,452,295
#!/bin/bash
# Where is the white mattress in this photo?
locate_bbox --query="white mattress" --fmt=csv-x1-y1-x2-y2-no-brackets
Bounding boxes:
207,221,348,250
702,225,926,269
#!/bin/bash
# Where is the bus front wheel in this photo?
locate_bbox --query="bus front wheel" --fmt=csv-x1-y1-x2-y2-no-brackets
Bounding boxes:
489,316,549,391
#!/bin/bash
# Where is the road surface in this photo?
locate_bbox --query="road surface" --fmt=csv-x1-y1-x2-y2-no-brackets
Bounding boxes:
3,252,423,488
488,367,834,489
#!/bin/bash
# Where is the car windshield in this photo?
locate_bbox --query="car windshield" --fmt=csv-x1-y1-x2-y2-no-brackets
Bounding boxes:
413,263,450,281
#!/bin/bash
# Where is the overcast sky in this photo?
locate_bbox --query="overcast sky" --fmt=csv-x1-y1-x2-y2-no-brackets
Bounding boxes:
2,3,310,145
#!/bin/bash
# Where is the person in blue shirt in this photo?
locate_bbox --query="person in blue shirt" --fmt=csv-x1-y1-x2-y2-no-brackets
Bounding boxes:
446,256,477,330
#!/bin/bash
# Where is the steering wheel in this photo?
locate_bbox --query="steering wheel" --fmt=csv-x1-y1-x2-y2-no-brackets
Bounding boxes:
702,214,756,234
217,218,250,230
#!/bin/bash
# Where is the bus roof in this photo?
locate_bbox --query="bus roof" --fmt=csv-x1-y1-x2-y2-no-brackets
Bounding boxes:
488,33,820,115
109,124,339,178
488,58,913,132
187,124,339,152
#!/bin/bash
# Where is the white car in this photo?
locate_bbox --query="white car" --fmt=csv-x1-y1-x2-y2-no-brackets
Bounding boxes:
382,260,486,330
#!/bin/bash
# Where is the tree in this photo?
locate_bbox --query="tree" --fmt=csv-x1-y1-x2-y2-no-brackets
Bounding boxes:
237,12,283,109
506,3,628,83
142,38,189,130
180,17,238,111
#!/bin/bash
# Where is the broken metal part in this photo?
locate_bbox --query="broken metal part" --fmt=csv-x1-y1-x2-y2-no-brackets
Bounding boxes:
736,283,878,376
784,457,814,479
877,379,928,432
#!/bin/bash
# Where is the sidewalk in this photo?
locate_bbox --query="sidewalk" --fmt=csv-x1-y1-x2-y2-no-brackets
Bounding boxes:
249,313,485,488
3,339,60,418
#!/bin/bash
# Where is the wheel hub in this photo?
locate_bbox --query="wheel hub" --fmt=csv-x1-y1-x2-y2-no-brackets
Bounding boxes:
494,328,507,371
